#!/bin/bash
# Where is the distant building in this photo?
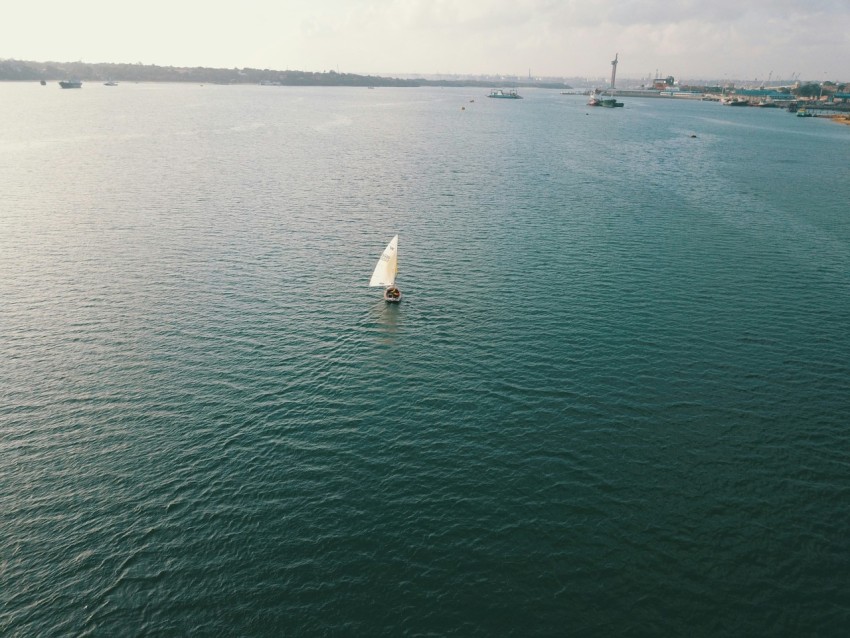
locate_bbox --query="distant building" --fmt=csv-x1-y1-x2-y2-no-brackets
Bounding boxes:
653,76,675,90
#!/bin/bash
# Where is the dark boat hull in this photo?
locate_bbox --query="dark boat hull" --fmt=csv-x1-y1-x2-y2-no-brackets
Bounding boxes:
383,287,402,302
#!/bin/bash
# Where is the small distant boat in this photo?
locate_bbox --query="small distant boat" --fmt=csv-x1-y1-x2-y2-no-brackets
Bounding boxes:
369,235,401,302
588,95,623,107
40,80,46,86
58,80,82,89
487,89,522,99
588,54,624,108
104,81,118,86
600,98,623,108
797,109,813,118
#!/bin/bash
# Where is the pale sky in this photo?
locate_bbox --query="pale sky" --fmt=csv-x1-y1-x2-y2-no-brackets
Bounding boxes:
3,0,848,82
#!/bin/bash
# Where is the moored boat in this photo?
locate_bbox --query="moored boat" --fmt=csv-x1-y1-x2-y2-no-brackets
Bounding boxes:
588,95,623,107
58,80,82,89
487,89,522,99
600,98,624,107
588,54,625,108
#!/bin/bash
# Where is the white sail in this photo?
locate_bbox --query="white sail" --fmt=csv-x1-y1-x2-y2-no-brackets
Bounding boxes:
369,235,398,287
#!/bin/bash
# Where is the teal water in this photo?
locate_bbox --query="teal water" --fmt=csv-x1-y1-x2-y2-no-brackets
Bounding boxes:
2,83,849,636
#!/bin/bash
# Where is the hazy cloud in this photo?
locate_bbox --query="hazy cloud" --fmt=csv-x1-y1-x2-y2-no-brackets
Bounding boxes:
2,0,847,80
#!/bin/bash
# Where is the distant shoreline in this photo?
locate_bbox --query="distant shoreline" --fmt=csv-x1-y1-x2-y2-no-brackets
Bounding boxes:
0,59,570,90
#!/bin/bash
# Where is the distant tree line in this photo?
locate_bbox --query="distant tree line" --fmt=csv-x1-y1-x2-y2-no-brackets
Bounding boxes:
0,59,423,86
0,59,571,89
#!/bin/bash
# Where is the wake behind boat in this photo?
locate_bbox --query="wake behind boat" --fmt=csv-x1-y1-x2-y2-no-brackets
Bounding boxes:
369,235,401,302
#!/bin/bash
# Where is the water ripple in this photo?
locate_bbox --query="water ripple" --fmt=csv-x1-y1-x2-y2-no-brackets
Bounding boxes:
2,85,849,636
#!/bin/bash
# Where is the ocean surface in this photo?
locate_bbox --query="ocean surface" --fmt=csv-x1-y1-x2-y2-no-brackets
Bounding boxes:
2,82,849,636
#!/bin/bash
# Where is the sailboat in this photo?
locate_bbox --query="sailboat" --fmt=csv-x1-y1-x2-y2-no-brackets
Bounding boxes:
369,235,401,302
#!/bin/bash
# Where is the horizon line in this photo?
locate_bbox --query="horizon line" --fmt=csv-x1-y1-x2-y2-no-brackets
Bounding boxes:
1,57,845,85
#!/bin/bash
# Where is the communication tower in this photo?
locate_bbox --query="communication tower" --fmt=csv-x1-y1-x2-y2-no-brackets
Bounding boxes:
610,53,619,89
